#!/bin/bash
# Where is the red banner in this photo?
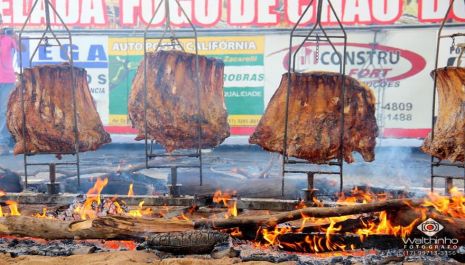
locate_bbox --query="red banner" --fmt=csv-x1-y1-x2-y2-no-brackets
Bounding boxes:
0,0,464,28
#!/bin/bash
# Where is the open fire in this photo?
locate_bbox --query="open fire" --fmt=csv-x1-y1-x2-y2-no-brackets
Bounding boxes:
0,180,464,263
0,178,465,258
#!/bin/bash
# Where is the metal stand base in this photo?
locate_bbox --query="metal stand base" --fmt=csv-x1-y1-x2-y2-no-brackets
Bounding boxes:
168,167,182,197
168,184,182,197
446,177,454,195
46,163,60,194
302,188,318,202
47,183,60,194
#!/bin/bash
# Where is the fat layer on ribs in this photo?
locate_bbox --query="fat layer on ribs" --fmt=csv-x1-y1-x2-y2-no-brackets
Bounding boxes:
249,72,378,164
421,67,465,162
128,50,230,152
7,64,111,155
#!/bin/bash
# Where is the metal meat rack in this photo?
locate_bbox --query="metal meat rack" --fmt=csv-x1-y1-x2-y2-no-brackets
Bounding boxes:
429,0,465,194
18,0,81,192
143,0,203,196
281,0,348,201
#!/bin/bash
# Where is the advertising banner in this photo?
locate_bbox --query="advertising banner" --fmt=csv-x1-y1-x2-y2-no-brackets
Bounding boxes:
21,36,110,125
264,28,438,138
1,0,464,29
438,29,465,69
107,36,265,135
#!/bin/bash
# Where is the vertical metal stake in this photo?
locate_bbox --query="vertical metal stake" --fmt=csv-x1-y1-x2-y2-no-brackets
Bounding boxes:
446,177,453,195
49,163,56,184
306,172,315,202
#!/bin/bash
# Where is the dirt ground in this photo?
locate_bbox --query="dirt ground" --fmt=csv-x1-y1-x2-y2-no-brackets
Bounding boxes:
0,251,296,265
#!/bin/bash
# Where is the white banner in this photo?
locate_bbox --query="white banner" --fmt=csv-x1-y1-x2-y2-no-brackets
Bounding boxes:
23,36,110,125
264,29,438,138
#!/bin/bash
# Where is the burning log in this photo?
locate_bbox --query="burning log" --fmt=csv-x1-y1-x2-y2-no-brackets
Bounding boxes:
421,67,465,161
7,64,111,155
391,208,465,241
298,216,373,234
249,72,377,163
194,199,422,230
128,50,230,152
0,215,193,240
276,233,404,253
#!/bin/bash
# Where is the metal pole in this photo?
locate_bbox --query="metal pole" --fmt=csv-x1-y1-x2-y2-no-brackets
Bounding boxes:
430,0,456,192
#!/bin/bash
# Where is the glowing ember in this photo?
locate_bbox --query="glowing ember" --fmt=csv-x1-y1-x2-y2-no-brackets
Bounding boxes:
102,240,137,251
230,227,242,237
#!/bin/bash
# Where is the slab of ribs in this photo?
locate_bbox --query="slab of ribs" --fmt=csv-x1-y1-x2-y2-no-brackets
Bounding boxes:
7,64,111,155
128,50,230,152
421,67,465,162
249,72,378,164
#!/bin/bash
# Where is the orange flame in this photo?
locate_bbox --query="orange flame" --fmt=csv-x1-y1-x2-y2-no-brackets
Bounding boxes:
128,183,134,197
34,208,48,218
295,200,306,209
175,212,191,221
227,200,238,218
0,190,5,197
422,187,465,218
128,201,152,217
259,226,292,247
255,187,421,253
6,201,20,216
74,177,109,220
213,190,238,218
355,211,418,242
337,186,381,204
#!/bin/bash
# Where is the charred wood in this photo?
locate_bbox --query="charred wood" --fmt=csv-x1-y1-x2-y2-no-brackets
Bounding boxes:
390,208,465,240
145,230,229,255
195,199,422,230
0,215,193,240
276,233,404,253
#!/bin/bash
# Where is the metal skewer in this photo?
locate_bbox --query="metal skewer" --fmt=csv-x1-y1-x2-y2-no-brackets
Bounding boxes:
282,0,348,200
142,0,203,195
18,0,80,191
